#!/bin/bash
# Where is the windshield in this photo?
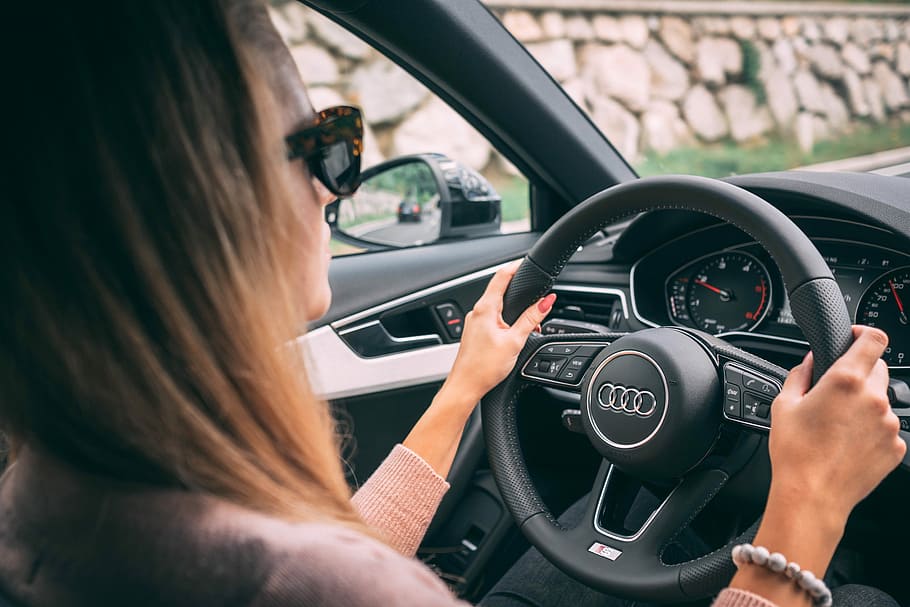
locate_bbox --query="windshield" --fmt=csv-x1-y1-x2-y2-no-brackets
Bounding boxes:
493,4,910,178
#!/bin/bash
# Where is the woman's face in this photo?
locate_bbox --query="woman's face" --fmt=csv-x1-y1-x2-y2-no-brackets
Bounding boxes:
276,64,335,322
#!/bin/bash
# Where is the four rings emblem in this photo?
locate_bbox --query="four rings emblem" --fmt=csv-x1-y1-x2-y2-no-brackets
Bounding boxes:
597,383,658,418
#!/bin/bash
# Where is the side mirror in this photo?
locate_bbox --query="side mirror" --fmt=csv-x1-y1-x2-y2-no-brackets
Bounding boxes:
326,153,501,249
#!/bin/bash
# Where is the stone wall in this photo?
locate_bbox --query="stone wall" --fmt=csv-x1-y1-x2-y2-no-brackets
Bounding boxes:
271,2,910,170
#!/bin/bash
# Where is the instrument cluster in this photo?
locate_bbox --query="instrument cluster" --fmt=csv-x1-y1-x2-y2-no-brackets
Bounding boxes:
630,222,910,369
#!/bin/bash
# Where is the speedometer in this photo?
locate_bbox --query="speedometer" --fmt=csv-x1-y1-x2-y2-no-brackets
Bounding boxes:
666,251,772,334
686,252,771,333
856,267,910,366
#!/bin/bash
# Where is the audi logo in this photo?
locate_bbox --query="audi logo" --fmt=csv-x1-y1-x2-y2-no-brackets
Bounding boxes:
597,383,658,418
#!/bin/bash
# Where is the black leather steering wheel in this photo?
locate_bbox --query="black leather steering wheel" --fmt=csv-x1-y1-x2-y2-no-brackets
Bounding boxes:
482,175,855,603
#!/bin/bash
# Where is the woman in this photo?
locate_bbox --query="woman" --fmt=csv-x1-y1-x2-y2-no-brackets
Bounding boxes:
0,1,902,606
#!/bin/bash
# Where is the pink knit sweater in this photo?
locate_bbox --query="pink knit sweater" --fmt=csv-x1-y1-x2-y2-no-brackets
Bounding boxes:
359,444,777,607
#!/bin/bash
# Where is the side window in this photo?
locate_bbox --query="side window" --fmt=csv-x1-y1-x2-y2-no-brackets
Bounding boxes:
270,2,531,256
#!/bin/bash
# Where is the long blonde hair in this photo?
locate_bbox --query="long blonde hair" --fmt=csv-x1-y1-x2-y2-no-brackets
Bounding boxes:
0,0,363,528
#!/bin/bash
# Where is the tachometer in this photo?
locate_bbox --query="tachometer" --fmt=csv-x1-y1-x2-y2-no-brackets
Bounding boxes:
856,267,910,366
683,252,772,334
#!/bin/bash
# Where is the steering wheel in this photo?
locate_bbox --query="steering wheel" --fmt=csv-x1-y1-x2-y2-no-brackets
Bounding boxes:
482,175,856,603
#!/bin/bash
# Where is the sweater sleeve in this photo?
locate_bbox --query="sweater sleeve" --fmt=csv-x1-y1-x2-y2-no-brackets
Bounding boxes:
712,588,780,607
351,444,450,556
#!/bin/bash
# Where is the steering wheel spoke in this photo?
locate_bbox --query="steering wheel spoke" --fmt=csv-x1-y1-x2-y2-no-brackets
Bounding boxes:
580,459,729,554
633,469,729,552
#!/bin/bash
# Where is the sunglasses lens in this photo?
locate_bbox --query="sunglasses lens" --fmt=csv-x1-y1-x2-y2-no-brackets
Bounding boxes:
316,110,362,197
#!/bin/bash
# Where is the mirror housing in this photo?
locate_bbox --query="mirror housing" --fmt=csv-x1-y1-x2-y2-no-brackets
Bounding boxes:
326,153,501,249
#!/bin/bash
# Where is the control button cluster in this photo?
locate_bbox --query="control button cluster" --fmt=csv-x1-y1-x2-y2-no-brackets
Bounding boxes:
523,343,608,385
722,362,781,428
434,302,465,339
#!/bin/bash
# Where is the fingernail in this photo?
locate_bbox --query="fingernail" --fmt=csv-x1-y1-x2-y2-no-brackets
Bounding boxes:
538,293,556,313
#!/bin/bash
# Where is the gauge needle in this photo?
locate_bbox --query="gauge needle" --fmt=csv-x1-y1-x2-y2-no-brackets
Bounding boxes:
890,280,908,325
695,280,733,301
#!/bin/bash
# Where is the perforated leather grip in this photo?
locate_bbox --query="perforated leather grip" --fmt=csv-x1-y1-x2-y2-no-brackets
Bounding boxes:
678,519,761,598
502,258,555,325
790,278,854,383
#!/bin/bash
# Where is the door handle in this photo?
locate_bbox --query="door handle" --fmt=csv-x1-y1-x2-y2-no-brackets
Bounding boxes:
338,320,442,358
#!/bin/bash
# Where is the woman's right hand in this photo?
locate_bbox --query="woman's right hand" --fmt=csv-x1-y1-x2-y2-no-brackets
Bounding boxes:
768,325,905,529
727,326,904,605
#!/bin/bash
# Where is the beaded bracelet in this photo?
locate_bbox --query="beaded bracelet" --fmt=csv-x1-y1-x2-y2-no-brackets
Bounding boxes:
732,543,833,607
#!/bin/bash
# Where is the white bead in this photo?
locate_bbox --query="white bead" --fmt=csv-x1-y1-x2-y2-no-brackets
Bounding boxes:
752,545,770,566
767,552,787,572
731,545,744,566
819,594,833,607
739,544,755,563
797,570,817,591
784,562,801,579
808,577,828,599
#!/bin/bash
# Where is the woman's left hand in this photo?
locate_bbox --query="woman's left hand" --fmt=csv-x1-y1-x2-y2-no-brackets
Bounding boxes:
404,261,555,478
444,260,556,405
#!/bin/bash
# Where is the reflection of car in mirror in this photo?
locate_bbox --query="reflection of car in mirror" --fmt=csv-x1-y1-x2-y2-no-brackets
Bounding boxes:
397,201,422,223
326,153,501,250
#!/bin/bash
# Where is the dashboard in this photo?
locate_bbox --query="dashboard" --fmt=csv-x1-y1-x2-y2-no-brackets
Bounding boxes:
552,169,910,378
629,218,909,369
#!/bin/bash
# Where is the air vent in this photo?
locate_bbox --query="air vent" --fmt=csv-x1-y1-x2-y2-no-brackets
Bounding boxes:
550,288,624,330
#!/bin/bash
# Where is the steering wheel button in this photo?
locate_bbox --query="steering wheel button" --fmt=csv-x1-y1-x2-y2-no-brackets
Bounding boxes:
723,365,743,385
724,399,742,418
575,345,605,358
742,393,772,420
900,417,910,432
558,368,580,382
568,357,591,370
724,382,741,402
547,358,566,375
545,344,578,355
538,360,552,373
741,372,779,397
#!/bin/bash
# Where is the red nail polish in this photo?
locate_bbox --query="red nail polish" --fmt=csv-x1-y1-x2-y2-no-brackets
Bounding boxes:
538,293,556,313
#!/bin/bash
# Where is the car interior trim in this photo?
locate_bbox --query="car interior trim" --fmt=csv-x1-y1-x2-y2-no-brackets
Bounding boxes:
329,258,521,330
336,319,443,345
551,284,630,319
296,325,459,400
627,260,661,329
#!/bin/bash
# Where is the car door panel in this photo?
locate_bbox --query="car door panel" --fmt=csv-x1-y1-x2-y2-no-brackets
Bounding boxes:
300,326,457,400
315,232,538,327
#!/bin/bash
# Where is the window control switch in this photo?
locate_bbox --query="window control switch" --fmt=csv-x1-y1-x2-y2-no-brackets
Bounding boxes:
434,302,465,340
